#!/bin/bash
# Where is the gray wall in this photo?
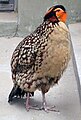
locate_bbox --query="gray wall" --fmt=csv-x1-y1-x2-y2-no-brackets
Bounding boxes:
18,0,81,36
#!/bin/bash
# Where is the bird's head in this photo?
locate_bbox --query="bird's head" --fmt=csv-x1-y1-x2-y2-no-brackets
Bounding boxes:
44,5,67,23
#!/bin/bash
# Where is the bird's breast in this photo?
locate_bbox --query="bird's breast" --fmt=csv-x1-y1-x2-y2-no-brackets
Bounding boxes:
33,24,71,79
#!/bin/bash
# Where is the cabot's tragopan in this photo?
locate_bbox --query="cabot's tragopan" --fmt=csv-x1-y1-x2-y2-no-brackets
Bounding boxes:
8,5,71,112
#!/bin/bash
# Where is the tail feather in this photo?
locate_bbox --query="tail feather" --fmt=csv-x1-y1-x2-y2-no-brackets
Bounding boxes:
8,85,34,103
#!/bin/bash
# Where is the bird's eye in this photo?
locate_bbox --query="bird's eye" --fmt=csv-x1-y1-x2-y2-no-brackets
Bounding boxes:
56,10,60,12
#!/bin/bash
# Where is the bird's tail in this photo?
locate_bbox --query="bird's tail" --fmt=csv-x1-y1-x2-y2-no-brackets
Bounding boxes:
8,85,34,103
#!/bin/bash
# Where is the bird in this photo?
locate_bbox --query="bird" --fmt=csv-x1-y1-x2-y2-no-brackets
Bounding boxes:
8,4,71,112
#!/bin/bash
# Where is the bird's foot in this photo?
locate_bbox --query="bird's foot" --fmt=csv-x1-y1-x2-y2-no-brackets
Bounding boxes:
26,104,40,111
26,103,59,112
41,92,59,112
40,105,59,112
40,102,59,112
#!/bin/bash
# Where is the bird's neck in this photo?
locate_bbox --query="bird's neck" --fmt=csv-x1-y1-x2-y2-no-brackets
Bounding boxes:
34,21,55,38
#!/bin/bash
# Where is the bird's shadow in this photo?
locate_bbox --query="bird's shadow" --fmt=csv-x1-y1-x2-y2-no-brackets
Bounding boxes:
9,97,42,110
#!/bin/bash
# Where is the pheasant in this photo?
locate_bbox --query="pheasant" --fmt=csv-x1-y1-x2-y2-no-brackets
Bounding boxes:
8,5,71,112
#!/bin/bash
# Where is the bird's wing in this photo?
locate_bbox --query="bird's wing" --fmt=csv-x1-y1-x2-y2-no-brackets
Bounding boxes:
11,21,49,78
11,34,38,81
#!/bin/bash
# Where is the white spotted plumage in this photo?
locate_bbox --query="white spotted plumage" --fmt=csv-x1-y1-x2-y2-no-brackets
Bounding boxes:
8,5,71,112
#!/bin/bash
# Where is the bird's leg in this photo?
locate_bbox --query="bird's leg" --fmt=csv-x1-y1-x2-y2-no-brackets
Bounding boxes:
41,92,47,111
41,92,50,112
26,92,30,111
26,92,39,111
41,92,59,112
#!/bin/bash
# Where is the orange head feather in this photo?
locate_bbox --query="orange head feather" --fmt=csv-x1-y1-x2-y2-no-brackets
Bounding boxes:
44,5,67,23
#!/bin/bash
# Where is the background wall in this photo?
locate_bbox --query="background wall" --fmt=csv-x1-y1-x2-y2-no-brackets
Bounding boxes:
18,0,81,36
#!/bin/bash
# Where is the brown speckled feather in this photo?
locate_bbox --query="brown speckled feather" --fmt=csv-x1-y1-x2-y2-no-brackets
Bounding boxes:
11,21,71,93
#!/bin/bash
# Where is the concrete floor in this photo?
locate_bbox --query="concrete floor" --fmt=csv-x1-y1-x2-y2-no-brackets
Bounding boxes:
69,23,81,87
0,37,81,120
